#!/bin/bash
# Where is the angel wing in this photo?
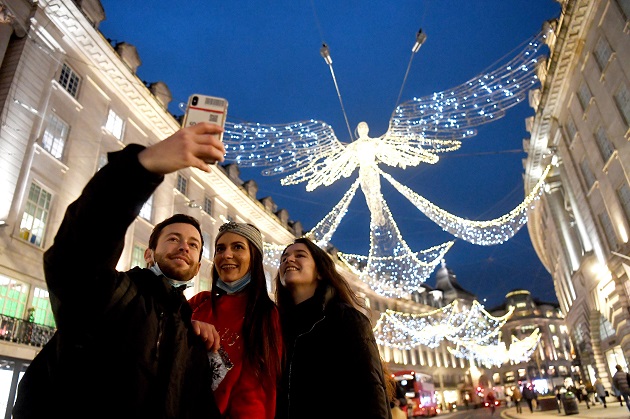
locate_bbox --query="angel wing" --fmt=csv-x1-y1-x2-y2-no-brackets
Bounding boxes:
223,119,357,188
386,31,546,143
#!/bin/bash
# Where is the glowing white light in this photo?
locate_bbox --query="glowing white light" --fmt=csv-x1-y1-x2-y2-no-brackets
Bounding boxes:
224,32,548,297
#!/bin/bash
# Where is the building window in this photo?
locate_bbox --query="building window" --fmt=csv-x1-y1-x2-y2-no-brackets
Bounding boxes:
139,195,153,221
616,0,630,20
614,84,630,128
594,125,615,162
105,109,125,141
565,117,577,143
203,196,212,215
32,287,56,327
577,81,592,111
131,244,145,269
58,63,80,98
599,211,618,249
593,36,613,71
42,114,69,159
202,232,212,260
618,184,630,223
579,159,596,190
19,183,52,247
176,174,188,195
0,275,29,319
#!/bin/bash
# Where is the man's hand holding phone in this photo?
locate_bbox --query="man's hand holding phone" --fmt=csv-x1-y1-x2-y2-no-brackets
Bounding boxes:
182,94,228,164
139,122,225,175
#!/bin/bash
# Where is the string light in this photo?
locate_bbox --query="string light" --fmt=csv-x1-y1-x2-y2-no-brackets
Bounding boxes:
448,329,541,368
373,300,514,349
223,31,549,297
380,165,551,245
390,34,546,141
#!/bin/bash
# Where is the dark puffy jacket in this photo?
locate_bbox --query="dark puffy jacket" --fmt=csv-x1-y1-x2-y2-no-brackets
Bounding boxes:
277,289,391,419
13,145,219,419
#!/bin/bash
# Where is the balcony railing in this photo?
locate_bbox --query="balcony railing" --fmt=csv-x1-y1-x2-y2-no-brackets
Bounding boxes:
0,314,56,347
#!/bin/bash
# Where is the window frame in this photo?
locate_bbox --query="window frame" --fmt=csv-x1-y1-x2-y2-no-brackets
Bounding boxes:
176,174,188,196
105,108,125,141
593,36,613,72
58,63,81,98
577,81,593,112
614,83,630,128
19,182,52,247
139,194,153,222
594,125,615,162
41,113,69,160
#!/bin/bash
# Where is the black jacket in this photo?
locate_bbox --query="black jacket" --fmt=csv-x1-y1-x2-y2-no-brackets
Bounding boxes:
13,145,219,419
276,288,391,419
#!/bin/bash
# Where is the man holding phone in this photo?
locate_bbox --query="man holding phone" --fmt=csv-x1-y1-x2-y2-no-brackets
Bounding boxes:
13,123,225,419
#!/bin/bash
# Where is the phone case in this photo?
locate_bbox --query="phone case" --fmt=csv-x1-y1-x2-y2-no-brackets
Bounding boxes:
182,94,228,129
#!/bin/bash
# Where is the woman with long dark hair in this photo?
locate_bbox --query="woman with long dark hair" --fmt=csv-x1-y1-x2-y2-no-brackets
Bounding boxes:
275,237,391,419
189,222,282,418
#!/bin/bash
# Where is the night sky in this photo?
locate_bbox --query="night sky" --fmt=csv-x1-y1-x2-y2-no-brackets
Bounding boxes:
99,0,562,308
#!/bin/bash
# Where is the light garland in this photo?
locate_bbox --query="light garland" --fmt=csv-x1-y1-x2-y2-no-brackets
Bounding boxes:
373,300,515,350
448,328,541,368
306,178,360,248
381,165,550,245
223,31,548,297
389,34,546,141
338,193,454,298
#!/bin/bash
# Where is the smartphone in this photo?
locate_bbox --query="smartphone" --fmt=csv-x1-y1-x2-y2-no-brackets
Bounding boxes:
182,94,228,163
182,94,228,132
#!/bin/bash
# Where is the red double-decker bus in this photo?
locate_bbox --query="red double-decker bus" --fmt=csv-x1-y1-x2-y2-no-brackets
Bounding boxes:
392,370,439,417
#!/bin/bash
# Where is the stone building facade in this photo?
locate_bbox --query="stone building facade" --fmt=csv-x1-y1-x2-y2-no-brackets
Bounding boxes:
0,1,480,416
523,0,630,392
488,290,575,395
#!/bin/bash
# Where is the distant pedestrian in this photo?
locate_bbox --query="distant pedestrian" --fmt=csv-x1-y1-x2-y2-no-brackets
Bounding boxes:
522,382,536,413
594,376,607,408
580,385,590,409
612,364,630,411
512,385,523,414
554,388,561,413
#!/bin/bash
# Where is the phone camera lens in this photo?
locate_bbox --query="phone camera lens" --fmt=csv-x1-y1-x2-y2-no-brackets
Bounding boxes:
191,96,198,106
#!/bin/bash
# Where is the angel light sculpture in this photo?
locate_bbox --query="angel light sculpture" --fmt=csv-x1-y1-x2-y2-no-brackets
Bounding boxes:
225,29,550,298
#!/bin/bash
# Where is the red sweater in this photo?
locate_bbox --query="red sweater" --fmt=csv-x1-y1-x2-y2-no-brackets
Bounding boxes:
189,291,281,419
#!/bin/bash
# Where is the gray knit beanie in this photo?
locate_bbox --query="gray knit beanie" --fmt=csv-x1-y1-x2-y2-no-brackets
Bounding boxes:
215,221,264,255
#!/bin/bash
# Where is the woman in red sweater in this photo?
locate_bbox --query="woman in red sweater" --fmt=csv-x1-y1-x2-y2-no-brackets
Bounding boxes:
189,222,282,418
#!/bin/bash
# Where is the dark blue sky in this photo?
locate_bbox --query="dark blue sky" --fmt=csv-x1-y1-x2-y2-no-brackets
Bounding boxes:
99,0,562,308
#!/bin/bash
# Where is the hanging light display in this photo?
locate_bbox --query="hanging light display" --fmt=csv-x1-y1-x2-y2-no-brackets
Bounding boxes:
223,30,549,297
448,328,541,368
373,300,513,349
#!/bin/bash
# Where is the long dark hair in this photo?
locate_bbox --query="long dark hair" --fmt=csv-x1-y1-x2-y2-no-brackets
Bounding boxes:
274,237,366,312
211,241,281,384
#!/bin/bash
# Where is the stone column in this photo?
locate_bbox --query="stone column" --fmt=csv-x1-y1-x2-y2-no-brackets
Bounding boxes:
546,180,582,272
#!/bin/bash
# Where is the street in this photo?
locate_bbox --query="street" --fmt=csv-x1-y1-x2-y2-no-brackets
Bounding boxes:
438,405,505,419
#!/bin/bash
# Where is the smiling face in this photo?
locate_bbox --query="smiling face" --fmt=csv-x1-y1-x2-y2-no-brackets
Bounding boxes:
144,222,202,281
279,243,320,304
213,232,252,283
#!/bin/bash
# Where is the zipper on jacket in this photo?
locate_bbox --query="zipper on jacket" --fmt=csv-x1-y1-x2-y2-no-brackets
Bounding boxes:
154,311,165,359
286,315,325,418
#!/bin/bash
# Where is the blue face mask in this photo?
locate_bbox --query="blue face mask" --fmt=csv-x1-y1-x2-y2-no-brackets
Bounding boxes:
215,272,252,294
148,262,190,289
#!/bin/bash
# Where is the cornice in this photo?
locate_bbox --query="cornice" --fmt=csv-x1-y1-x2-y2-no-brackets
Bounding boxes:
40,0,180,138
39,1,296,244
524,0,595,192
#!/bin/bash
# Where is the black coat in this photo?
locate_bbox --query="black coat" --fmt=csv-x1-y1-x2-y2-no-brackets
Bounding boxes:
13,145,219,419
276,289,391,419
